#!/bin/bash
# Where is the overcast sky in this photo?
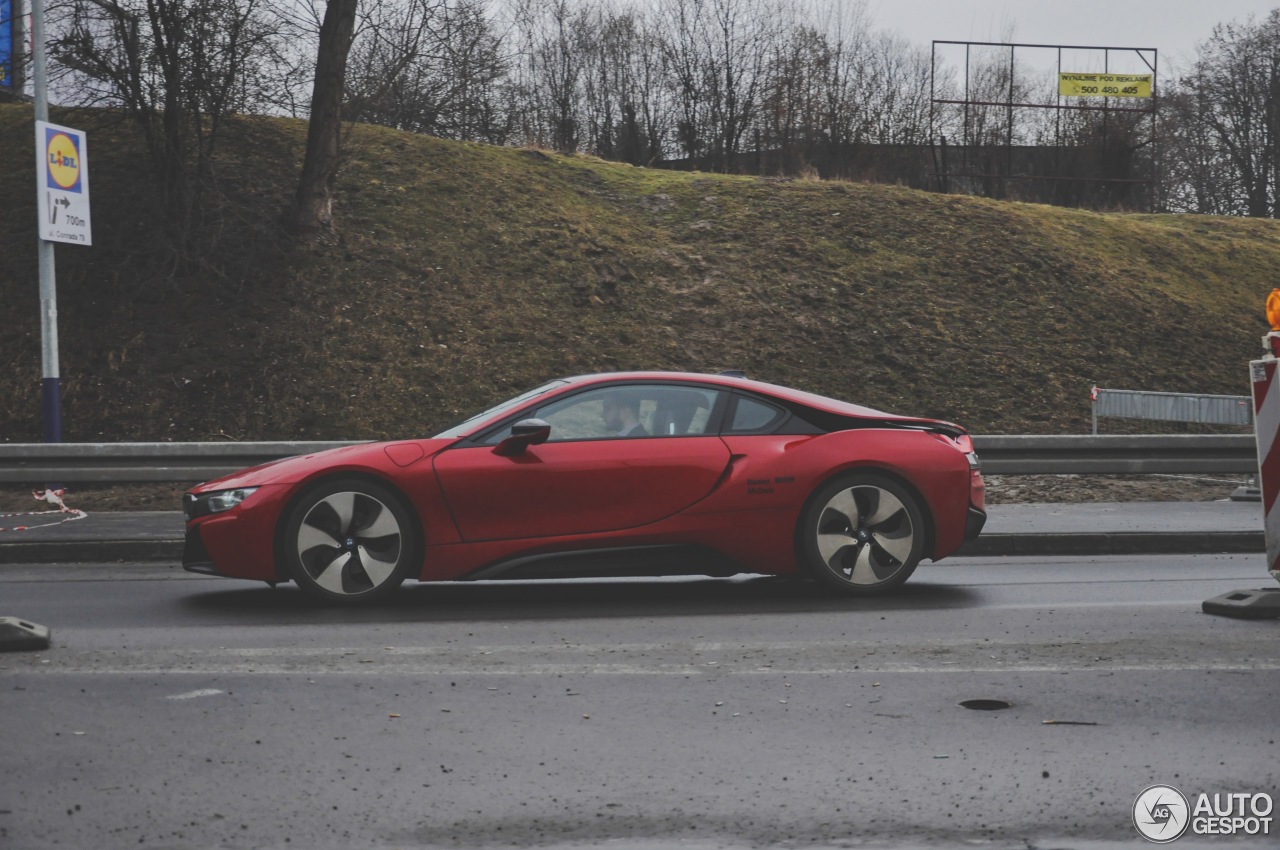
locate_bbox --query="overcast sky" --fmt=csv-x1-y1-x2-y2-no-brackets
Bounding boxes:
867,0,1278,73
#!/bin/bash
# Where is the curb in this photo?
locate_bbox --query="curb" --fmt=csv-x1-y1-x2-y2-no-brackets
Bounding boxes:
0,540,183,564
0,531,1266,565
955,531,1264,557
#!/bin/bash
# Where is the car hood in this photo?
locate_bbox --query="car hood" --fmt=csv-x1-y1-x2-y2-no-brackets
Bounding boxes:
190,439,458,491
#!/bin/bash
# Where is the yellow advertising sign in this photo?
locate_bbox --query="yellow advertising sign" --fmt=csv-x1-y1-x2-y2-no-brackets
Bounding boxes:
1058,72,1153,98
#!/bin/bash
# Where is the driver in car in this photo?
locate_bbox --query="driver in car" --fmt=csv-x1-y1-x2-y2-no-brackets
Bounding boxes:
602,393,648,437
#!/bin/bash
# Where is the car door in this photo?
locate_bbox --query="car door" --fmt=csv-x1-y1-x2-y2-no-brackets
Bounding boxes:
432,384,731,542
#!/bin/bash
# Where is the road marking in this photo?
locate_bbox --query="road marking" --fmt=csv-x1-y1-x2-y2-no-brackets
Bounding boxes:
7,636,1277,677
9,662,1280,676
164,688,224,700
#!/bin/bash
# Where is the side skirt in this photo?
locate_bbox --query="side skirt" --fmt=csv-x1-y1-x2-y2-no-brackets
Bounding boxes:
462,544,744,582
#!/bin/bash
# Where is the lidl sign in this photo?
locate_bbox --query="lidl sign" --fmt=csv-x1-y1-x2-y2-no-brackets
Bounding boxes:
36,121,92,245
1059,72,1153,98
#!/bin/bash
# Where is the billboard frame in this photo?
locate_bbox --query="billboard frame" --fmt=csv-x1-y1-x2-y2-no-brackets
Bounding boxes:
929,40,1159,211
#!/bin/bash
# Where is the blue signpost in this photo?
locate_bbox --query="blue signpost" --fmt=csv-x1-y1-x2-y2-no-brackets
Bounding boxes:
1,0,13,91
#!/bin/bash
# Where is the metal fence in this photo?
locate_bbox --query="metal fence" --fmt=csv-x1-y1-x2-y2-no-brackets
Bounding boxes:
0,441,360,483
1091,388,1253,434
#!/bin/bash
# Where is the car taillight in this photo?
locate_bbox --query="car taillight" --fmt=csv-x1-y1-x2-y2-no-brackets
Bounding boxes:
929,430,984,508
933,432,980,470
956,434,985,508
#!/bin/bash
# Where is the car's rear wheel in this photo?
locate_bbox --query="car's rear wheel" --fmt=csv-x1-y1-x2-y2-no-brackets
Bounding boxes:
799,472,926,594
282,479,417,603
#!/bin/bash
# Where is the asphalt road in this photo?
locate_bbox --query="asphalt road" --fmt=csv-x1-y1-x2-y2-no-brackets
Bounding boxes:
2,555,1279,850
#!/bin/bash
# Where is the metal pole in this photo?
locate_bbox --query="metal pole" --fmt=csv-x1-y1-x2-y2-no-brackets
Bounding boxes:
1151,49,1159,213
1007,44,1015,200
929,42,937,190
1103,49,1111,209
963,44,970,192
1055,47,1062,205
31,0,60,443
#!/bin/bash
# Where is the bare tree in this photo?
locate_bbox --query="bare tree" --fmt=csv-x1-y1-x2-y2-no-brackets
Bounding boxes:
347,0,510,141
656,0,774,171
285,0,358,235
1159,80,1238,214
760,20,827,171
434,0,512,142
1179,12,1280,217
509,0,591,152
48,0,283,214
702,0,770,169
344,0,440,129
577,4,665,163
656,0,707,162
859,33,933,145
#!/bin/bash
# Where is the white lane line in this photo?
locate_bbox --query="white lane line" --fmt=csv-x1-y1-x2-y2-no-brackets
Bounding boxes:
164,688,224,700
19,662,1280,676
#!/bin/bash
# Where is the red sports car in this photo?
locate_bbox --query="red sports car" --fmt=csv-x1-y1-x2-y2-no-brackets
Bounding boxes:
183,372,986,603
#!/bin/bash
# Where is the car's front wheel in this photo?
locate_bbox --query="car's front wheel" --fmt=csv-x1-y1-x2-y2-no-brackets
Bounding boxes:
799,472,926,594
282,479,418,603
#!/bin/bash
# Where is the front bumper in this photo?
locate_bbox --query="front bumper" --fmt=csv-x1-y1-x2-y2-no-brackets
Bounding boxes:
182,525,219,575
965,507,987,540
180,484,290,581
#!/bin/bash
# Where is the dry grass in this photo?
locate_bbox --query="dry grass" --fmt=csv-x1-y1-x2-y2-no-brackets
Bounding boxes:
1,104,1277,445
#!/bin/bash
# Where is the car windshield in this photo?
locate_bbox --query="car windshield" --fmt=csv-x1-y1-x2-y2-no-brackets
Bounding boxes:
433,381,568,438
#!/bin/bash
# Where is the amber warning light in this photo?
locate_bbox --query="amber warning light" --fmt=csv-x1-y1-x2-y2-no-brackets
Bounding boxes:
1266,290,1280,357
1269,289,1280,332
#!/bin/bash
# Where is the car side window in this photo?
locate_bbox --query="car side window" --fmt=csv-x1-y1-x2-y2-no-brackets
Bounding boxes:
483,385,725,444
537,394,620,441
644,387,721,437
727,395,786,433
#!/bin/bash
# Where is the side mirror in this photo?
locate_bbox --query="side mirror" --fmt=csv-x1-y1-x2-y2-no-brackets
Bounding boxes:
492,418,551,457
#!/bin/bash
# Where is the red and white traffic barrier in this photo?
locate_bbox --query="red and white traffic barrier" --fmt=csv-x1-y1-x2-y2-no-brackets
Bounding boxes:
1203,295,1280,616
1252,290,1280,587
1250,357,1280,584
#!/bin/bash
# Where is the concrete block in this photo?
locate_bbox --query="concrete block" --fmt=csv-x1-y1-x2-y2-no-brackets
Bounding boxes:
1202,587,1280,620
0,616,52,651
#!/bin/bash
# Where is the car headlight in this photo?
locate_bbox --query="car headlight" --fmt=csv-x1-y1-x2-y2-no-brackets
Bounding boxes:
185,487,259,520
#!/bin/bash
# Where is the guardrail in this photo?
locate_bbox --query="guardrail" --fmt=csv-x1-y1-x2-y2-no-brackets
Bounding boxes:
1091,387,1253,434
0,434,1261,483
972,435,1256,474
0,441,363,483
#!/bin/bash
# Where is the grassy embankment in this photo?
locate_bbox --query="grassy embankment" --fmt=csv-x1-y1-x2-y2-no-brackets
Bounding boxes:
1,102,1278,443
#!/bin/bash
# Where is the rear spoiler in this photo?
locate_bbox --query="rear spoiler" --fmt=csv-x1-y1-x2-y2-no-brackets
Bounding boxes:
875,418,967,440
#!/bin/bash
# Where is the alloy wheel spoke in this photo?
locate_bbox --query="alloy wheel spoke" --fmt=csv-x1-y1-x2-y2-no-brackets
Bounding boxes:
823,489,862,529
872,525,915,564
848,544,880,585
817,532,856,568
322,492,357,535
297,523,341,557
357,547,398,587
313,551,353,594
865,490,906,528
356,504,400,541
